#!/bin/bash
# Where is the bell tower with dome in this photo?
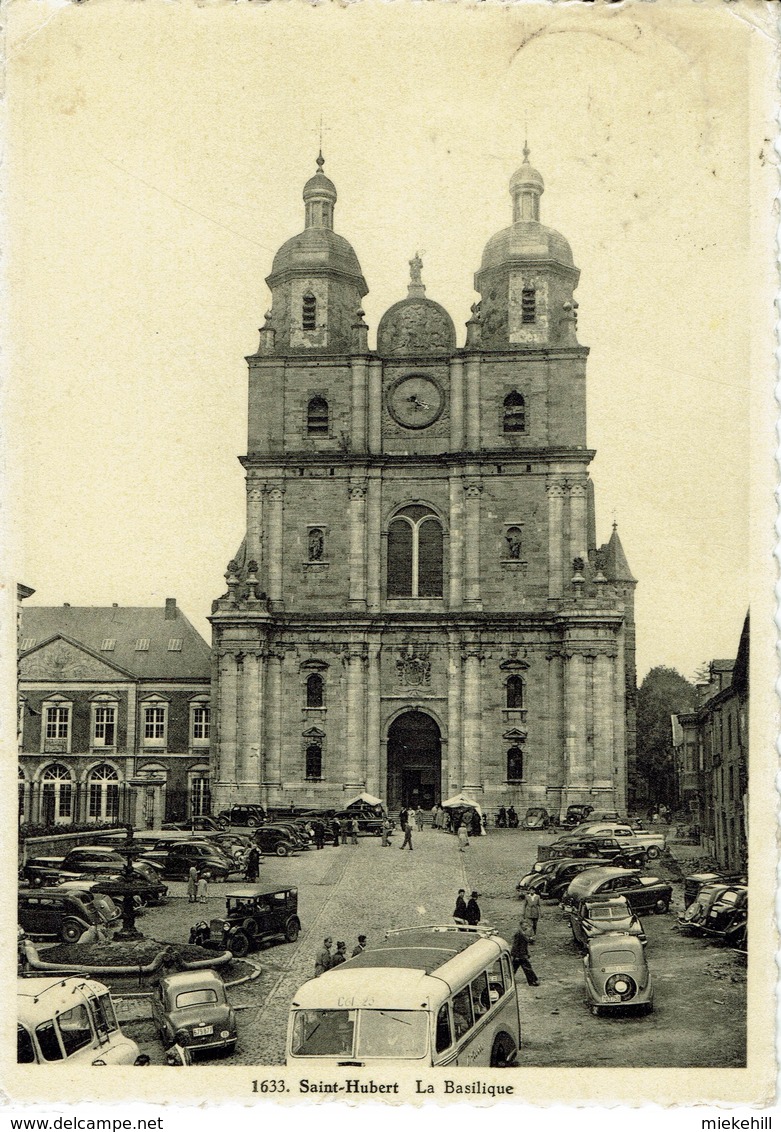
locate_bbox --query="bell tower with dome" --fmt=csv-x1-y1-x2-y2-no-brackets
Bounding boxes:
209,152,636,819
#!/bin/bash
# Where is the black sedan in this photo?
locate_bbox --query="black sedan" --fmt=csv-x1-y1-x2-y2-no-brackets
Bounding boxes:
518,858,606,901
253,826,299,857
561,867,673,916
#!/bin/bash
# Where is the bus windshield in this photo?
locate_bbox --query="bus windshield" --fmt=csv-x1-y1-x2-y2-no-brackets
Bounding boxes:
291,1009,428,1059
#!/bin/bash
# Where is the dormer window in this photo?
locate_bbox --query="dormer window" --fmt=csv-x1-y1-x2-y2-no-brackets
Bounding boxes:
522,287,536,324
307,397,329,435
302,292,317,330
503,392,526,433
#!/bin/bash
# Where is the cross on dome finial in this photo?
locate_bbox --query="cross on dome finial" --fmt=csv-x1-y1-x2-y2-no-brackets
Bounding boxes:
316,150,325,173
523,140,530,163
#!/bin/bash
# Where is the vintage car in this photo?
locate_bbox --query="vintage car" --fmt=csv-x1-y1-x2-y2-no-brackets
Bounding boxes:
217,804,267,828
582,935,653,1016
332,809,393,836
560,804,594,829
190,885,302,958
252,826,300,857
209,832,255,860
518,858,607,901
265,820,313,848
23,847,166,900
522,807,554,830
151,970,237,1057
139,839,239,881
678,883,747,945
543,836,649,869
18,887,116,942
553,823,665,860
163,815,228,833
18,976,149,1065
682,872,746,909
569,895,646,950
561,867,673,916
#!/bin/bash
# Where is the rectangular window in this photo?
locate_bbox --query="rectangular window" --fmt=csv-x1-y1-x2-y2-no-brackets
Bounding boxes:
93,706,116,747
100,639,116,652
451,986,474,1041
135,639,150,651
192,706,210,742
20,638,36,651
45,706,69,741
521,287,536,324
168,638,183,652
144,706,166,743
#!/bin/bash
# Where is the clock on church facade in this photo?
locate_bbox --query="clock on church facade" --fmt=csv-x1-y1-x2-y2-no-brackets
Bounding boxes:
209,150,637,819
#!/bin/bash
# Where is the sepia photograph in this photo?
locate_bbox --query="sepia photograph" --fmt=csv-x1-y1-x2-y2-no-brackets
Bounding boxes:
3,0,777,1112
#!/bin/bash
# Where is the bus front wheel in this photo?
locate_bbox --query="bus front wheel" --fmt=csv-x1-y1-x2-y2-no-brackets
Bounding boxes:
490,1034,517,1068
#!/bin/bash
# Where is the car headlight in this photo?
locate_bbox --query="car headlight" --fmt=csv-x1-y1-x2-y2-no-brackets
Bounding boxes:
220,1030,230,1038
175,1029,191,1046
223,921,231,931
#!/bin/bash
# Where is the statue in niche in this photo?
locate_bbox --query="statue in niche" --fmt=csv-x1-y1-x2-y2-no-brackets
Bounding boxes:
505,527,523,560
309,528,325,561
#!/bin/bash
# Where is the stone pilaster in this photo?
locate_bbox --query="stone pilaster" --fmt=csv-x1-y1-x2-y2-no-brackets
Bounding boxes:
263,651,283,791
463,480,482,607
448,471,463,608
348,480,367,608
365,635,381,797
447,632,462,794
350,356,368,451
266,485,285,608
462,649,482,793
464,356,481,450
449,356,464,450
546,479,567,598
545,649,566,815
345,647,366,789
217,650,238,788
366,472,381,611
368,358,383,454
563,650,588,789
614,630,628,812
569,480,588,566
239,651,262,787
593,649,616,791
246,483,264,571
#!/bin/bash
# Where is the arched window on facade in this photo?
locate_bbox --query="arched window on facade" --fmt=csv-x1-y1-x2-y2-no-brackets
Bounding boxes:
302,292,317,330
506,676,525,709
305,744,323,780
505,526,523,560
306,673,324,708
521,287,536,324
41,763,73,825
503,392,526,433
507,746,524,783
307,397,329,435
88,763,120,822
387,505,444,598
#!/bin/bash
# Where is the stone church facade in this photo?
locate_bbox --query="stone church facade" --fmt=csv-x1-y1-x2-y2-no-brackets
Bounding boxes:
210,151,637,819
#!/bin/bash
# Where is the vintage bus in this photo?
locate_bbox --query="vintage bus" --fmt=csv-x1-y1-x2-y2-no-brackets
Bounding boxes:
18,976,149,1065
286,926,521,1068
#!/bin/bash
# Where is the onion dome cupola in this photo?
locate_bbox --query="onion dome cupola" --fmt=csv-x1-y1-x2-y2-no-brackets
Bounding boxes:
377,254,456,357
264,153,369,354
475,147,581,351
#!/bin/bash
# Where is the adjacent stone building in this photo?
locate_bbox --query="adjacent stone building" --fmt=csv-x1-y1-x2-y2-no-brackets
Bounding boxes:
210,151,637,819
18,599,211,827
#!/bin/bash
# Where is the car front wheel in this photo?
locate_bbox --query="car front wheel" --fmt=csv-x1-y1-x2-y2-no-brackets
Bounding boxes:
646,846,660,859
229,931,250,958
61,919,83,943
246,816,259,828
275,843,290,857
285,918,300,943
489,1034,517,1068
654,898,669,914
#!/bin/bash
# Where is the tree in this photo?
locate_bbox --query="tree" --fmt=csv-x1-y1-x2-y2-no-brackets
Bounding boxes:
636,666,697,808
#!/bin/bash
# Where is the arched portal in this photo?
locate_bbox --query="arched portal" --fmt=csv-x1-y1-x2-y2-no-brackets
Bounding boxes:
387,711,441,813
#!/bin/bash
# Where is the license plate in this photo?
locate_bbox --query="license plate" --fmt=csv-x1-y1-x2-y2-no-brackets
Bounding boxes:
193,1026,213,1037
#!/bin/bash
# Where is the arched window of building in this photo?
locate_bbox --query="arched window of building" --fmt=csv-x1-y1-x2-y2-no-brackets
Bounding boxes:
521,287,536,324
88,763,120,822
505,526,523,560
305,744,323,780
302,292,317,330
306,673,324,708
41,763,73,825
387,505,444,598
507,746,524,782
308,527,325,560
503,392,526,433
506,676,525,709
307,397,329,435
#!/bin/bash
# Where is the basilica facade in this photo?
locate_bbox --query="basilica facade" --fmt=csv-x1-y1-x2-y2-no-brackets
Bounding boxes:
209,151,637,819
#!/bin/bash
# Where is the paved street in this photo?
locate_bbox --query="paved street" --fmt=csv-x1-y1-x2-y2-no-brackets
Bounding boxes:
134,827,746,1068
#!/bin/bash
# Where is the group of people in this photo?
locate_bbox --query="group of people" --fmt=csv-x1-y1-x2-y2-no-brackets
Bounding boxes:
495,805,519,828
186,866,210,904
314,934,368,976
452,888,481,926
510,884,542,987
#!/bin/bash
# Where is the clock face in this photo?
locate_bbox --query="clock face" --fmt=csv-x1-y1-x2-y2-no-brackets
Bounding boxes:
387,375,445,429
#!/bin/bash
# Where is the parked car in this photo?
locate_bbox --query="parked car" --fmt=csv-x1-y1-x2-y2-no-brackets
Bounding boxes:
217,804,267,828
678,883,747,945
19,887,114,942
332,810,393,836
545,836,648,869
189,885,301,957
209,832,255,860
582,934,653,1016
683,872,747,908
569,895,646,950
560,804,594,828
139,840,239,881
518,858,606,901
265,821,312,849
162,816,228,833
52,882,123,926
151,970,237,1057
561,867,673,916
18,976,149,1065
522,807,554,830
23,848,167,902
585,810,626,824
554,823,665,860
252,826,299,857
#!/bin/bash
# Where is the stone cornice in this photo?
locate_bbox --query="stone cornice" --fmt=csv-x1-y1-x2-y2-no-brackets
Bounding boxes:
240,448,596,470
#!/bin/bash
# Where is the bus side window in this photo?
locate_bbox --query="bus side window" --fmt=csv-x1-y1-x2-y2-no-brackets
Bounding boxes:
435,1004,452,1053
487,959,505,1003
35,1020,64,1062
451,986,473,1040
501,954,515,989
17,1025,36,1064
470,971,490,1019
58,1003,93,1057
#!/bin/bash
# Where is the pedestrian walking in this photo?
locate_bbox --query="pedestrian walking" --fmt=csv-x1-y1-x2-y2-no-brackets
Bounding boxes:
465,891,481,926
351,934,367,957
349,817,358,846
187,865,198,903
315,937,333,977
331,941,348,967
457,821,470,852
400,816,414,850
522,888,541,940
331,818,341,846
313,820,325,850
453,889,468,924
380,816,392,846
341,821,349,845
507,805,519,829
510,922,540,987
470,809,482,838
196,872,208,904
414,807,425,832
244,846,260,883
399,807,409,832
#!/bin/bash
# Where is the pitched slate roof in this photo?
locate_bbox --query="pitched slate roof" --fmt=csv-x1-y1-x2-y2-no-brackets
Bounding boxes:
19,601,210,680
600,524,637,583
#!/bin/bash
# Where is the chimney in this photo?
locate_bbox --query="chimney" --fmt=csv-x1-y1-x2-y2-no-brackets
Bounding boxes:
63,602,70,608
165,598,177,621
112,603,118,608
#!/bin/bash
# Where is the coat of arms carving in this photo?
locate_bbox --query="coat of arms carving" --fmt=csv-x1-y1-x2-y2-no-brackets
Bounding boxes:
396,652,431,687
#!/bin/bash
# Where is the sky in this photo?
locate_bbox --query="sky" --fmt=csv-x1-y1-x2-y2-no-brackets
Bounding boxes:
4,1,774,684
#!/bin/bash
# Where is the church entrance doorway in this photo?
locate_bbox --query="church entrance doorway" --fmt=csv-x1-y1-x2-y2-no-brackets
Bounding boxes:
386,711,441,815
